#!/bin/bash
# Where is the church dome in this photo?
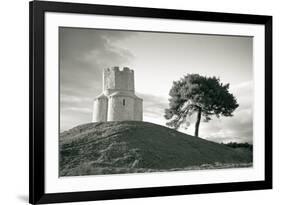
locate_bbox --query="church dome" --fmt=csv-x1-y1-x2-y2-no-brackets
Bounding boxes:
109,91,139,99
94,93,107,100
109,91,136,98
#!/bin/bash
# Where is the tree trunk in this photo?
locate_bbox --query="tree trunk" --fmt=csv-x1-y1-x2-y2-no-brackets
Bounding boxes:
195,107,202,137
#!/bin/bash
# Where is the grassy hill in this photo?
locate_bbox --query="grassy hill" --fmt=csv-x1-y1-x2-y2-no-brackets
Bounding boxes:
59,121,252,176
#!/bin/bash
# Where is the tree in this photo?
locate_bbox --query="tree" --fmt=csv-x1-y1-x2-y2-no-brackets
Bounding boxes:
164,74,239,137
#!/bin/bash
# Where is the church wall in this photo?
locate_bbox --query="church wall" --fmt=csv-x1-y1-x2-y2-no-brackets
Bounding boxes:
134,98,143,121
92,97,108,122
103,67,134,93
114,68,134,91
107,96,135,121
103,68,115,91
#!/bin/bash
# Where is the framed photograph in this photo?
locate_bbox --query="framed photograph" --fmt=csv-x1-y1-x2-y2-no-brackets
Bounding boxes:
29,0,272,204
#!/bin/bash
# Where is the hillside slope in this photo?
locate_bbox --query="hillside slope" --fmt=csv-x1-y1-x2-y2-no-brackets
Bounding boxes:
59,121,252,176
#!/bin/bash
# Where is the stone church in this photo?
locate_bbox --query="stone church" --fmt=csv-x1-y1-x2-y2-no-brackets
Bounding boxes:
92,66,143,122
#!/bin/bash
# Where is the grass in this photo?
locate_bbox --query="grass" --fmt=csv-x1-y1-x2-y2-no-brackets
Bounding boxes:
59,121,253,176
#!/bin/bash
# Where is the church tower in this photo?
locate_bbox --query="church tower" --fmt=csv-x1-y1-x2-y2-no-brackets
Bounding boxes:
92,67,143,122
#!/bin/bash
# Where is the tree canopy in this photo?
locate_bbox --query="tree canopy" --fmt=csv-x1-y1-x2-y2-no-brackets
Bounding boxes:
164,74,239,137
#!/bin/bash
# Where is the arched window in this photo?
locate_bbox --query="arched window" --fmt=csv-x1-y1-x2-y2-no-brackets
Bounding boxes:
123,99,125,106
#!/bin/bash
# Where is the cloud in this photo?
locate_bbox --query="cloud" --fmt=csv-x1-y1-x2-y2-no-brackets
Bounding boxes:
137,93,168,121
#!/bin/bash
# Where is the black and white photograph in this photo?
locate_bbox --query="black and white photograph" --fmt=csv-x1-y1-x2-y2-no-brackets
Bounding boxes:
59,27,254,177
0,0,277,204
26,1,273,204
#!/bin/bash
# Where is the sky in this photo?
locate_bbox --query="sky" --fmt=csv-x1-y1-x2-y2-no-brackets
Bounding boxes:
59,27,253,143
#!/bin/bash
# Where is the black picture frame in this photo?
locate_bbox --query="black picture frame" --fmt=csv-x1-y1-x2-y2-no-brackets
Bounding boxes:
29,1,272,204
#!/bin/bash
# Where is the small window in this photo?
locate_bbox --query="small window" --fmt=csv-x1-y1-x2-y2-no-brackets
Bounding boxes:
123,99,125,106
